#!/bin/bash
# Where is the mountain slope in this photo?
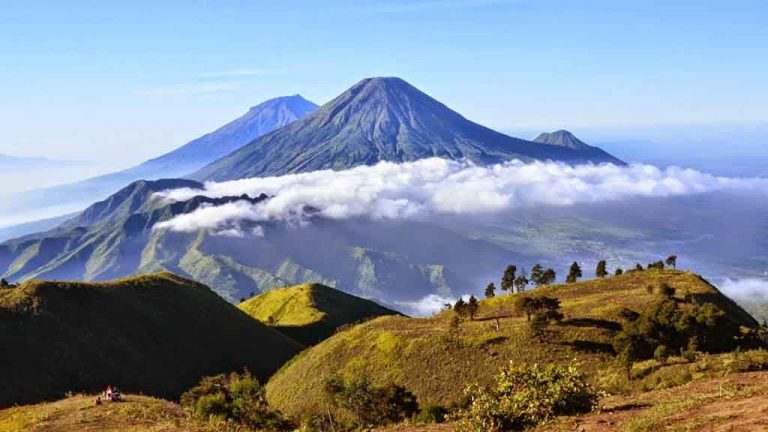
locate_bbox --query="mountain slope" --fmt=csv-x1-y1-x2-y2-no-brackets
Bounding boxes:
0,272,301,408
4,95,317,232
239,283,400,344
191,77,624,181
265,270,759,420
0,178,515,305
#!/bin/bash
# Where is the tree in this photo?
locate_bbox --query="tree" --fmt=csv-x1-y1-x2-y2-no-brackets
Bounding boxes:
595,260,608,278
529,312,550,341
541,268,557,285
485,283,496,298
666,255,678,269
634,263,644,272
647,260,665,270
0,278,9,288
530,264,544,286
466,295,479,320
323,375,419,429
514,275,528,293
614,268,624,276
566,262,582,283
501,265,517,292
514,297,538,321
453,298,467,318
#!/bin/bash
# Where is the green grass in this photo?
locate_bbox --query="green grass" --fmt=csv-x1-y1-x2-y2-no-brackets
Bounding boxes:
265,270,759,421
0,272,301,408
238,283,399,345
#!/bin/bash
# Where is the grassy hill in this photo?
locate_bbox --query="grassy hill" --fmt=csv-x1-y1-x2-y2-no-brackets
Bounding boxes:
238,283,400,345
0,394,224,432
265,270,760,420
0,272,301,408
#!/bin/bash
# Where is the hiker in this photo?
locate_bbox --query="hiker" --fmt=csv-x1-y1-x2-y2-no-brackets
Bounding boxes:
112,387,121,402
105,385,113,401
95,396,102,406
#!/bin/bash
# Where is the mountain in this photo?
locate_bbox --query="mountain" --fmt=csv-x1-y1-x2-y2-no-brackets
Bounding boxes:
265,270,760,421
534,129,593,150
0,178,515,304
239,283,400,345
0,272,301,407
3,95,317,231
190,77,624,182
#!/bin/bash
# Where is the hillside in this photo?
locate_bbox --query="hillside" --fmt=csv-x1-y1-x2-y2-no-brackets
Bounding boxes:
4,95,317,237
265,270,759,420
0,394,225,432
0,272,301,408
239,283,400,345
0,179,513,304
190,77,623,181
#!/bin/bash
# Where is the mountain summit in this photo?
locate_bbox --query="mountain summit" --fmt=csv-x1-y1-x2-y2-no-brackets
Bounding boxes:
534,130,592,150
190,77,623,181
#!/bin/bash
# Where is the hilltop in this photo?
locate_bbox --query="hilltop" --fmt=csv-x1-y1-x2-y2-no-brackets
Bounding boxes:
265,270,759,421
191,77,623,181
239,283,400,345
0,272,301,408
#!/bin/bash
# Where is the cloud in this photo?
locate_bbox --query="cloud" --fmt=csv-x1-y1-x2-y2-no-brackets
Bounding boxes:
720,277,768,301
153,158,768,235
395,293,472,316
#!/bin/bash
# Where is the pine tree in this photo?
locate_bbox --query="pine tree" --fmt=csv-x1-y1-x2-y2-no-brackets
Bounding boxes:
513,275,528,293
531,264,544,286
501,265,517,292
541,268,556,285
595,260,608,278
566,261,582,283
466,295,479,320
484,283,496,298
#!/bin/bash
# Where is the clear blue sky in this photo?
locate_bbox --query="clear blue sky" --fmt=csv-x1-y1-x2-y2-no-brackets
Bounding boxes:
1,0,766,165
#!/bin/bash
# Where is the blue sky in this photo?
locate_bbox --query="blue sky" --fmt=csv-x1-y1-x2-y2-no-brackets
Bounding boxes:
1,0,766,165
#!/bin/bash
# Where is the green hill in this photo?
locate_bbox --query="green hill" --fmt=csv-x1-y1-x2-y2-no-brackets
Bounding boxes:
238,283,400,345
265,270,760,420
0,272,301,408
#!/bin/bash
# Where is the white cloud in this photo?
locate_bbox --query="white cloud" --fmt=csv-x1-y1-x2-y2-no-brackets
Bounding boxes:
396,293,464,316
153,158,768,235
720,277,768,301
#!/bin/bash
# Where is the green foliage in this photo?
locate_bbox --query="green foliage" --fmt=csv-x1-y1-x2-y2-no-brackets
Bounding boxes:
566,261,583,283
484,283,496,298
467,295,479,320
501,265,517,292
455,362,597,432
666,255,678,269
322,375,419,430
648,260,665,270
414,404,448,424
513,274,528,293
596,260,608,278
614,268,624,276
181,371,293,431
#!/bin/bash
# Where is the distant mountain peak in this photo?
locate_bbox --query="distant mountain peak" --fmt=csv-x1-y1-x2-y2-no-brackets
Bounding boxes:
534,130,591,150
190,77,624,181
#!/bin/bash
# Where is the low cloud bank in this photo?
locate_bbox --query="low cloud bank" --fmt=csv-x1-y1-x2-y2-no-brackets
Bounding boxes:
720,277,768,301
153,158,768,235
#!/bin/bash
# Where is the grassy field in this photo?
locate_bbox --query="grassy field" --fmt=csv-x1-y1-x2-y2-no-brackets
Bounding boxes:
0,394,248,432
265,270,759,421
0,272,301,408
238,282,399,345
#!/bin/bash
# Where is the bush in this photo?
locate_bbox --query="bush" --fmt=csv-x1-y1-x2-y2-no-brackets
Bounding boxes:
414,404,448,424
455,362,597,432
323,375,419,429
654,345,670,363
181,370,292,431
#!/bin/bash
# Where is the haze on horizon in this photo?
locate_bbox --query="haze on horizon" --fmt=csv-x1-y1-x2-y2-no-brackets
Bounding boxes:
1,0,767,174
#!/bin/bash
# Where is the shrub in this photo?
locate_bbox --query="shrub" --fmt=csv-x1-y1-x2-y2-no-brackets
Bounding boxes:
181,370,292,431
455,362,597,432
654,345,670,364
323,375,419,429
414,404,448,424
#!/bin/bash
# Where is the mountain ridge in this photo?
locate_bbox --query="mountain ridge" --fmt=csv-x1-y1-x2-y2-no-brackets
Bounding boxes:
191,77,624,181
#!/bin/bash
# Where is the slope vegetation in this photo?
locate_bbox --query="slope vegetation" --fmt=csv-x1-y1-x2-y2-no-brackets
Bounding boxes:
239,283,400,345
265,270,758,420
0,272,301,408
